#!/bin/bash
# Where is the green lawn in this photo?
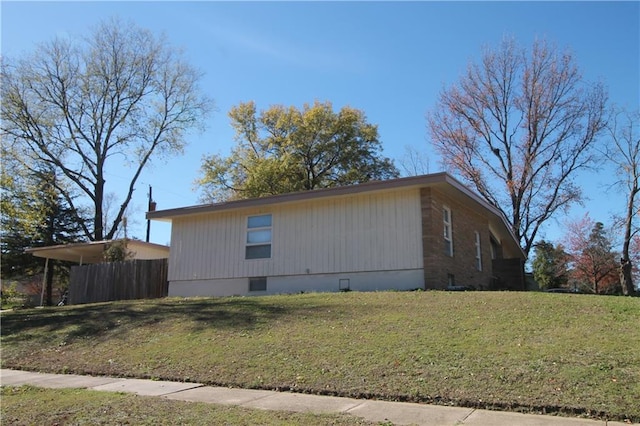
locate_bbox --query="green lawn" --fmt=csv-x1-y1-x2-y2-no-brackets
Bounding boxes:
1,385,375,425
1,291,638,422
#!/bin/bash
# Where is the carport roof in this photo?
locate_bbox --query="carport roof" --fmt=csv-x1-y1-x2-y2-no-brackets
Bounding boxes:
25,240,169,264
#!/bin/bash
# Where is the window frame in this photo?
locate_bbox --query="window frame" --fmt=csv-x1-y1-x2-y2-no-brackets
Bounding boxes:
443,206,453,257
490,235,499,260
249,277,267,292
245,214,272,260
474,231,482,271
447,273,455,287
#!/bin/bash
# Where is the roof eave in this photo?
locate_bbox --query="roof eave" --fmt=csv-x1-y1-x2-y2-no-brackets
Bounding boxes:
147,173,451,221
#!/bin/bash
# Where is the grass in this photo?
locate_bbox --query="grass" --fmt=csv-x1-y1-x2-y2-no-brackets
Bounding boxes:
1,291,639,422
1,385,375,425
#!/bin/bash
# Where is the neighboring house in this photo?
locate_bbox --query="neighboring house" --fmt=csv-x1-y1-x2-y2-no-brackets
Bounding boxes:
26,239,170,264
148,173,526,297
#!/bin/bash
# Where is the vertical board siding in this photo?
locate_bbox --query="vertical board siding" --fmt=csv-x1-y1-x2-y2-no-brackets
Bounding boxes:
69,259,168,305
169,189,423,281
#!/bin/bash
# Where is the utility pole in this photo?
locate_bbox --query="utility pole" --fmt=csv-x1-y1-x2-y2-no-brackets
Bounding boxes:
146,185,156,242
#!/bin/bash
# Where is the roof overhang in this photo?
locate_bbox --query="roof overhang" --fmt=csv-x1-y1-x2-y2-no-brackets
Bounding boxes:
148,173,461,220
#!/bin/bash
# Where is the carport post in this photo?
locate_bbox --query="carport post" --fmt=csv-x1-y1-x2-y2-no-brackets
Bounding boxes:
40,257,49,307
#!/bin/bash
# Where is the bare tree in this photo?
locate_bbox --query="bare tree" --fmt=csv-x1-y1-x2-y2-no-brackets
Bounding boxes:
1,18,212,241
427,38,608,256
398,145,430,177
607,109,639,295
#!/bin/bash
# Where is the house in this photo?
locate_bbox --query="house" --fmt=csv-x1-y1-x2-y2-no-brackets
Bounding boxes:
26,239,170,264
147,173,526,297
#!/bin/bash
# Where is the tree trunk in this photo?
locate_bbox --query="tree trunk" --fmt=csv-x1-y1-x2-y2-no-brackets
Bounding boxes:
620,259,635,296
620,184,637,296
94,175,105,241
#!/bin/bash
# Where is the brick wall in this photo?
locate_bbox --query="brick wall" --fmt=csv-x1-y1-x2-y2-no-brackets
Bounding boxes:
420,187,494,290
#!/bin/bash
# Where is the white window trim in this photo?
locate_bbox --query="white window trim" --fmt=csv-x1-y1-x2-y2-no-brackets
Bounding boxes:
475,231,482,271
246,214,272,260
443,206,453,257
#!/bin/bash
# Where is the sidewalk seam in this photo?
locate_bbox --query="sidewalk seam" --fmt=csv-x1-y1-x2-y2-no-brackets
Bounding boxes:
459,408,476,424
156,383,205,397
237,391,279,406
344,401,368,414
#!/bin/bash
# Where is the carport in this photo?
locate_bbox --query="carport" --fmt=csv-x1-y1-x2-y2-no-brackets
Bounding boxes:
26,241,115,265
26,240,170,306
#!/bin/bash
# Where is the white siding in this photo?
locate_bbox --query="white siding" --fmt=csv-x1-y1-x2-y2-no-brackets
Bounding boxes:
168,188,423,282
127,242,170,260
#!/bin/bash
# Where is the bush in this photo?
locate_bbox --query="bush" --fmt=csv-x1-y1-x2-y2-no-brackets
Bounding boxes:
1,282,28,309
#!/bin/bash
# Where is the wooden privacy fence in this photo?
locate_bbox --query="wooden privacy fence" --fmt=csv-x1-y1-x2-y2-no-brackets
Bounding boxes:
69,259,168,305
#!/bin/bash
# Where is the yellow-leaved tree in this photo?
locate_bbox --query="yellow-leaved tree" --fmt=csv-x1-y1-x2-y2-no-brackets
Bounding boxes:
197,100,399,202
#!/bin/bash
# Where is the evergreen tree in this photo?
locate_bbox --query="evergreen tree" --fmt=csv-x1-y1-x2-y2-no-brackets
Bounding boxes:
1,163,86,304
532,241,570,290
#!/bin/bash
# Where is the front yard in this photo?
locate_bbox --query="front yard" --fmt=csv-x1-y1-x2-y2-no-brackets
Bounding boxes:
1,291,638,422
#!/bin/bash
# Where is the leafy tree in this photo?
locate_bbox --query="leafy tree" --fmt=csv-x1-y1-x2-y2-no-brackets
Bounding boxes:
1,158,85,304
197,101,398,202
427,38,608,257
103,239,133,262
0,176,39,276
565,216,620,294
1,17,211,241
531,240,570,290
606,108,639,295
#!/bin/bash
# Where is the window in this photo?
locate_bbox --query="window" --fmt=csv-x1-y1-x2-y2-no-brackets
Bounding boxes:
490,235,499,260
475,231,482,271
249,277,267,292
443,206,453,256
246,214,272,259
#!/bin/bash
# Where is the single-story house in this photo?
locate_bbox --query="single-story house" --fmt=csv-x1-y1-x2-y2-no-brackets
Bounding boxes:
147,172,526,297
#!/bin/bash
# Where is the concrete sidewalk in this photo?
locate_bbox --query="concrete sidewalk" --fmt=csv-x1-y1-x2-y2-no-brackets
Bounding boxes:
0,368,632,426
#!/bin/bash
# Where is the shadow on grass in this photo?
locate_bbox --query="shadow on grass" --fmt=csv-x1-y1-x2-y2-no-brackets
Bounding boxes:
0,297,297,344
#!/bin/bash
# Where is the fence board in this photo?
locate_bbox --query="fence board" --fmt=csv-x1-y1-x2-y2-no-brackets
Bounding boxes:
69,259,168,305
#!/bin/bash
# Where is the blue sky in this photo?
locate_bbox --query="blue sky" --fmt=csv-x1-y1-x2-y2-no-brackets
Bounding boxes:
2,1,639,248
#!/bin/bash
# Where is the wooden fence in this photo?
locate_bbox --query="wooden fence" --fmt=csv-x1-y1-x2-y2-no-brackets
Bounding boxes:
69,259,168,305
